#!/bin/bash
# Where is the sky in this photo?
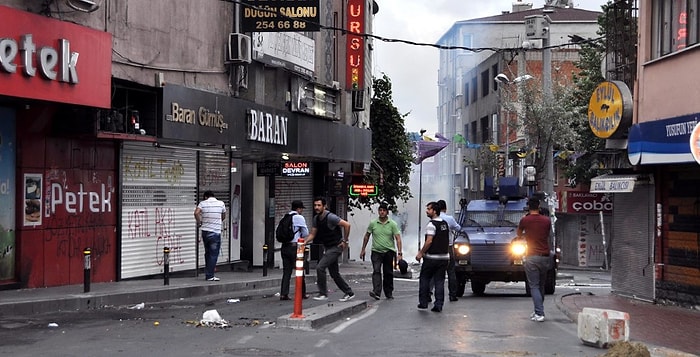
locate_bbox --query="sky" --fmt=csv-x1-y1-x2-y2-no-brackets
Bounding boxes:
371,0,609,136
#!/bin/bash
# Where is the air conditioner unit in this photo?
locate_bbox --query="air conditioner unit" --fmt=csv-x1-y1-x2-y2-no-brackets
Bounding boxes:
227,33,252,64
352,89,365,111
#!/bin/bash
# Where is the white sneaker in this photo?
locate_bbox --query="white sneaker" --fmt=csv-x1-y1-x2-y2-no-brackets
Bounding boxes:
531,314,545,322
530,312,536,319
206,277,220,281
313,295,328,301
339,293,355,302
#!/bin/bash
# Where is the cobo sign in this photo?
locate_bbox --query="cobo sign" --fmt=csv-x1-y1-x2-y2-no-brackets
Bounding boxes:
566,192,613,214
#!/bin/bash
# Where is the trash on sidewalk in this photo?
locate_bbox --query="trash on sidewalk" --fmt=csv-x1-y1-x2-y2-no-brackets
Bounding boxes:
128,302,145,310
199,309,230,328
48,322,59,328
226,298,240,303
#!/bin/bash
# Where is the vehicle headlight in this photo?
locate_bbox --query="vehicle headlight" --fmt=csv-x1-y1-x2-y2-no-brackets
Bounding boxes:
455,243,470,255
511,241,527,256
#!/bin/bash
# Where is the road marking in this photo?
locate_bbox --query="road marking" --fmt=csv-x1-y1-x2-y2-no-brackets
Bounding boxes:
237,335,253,344
329,303,379,334
315,339,330,348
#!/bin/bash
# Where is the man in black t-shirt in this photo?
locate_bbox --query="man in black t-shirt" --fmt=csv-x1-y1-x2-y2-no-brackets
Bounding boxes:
305,197,355,302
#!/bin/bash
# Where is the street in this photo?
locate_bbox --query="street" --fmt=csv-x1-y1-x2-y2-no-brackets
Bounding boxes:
0,269,612,357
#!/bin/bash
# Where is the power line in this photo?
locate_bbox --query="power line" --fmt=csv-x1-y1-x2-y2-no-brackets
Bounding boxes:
220,0,604,53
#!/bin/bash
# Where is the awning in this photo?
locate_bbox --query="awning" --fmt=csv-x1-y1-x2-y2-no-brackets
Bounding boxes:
590,174,643,193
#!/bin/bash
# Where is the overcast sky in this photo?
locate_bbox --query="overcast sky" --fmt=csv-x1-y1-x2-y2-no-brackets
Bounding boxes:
371,0,608,136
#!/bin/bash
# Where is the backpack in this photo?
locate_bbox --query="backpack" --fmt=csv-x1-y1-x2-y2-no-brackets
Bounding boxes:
275,212,298,243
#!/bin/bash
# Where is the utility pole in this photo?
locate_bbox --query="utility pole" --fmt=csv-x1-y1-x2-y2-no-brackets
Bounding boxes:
524,13,554,198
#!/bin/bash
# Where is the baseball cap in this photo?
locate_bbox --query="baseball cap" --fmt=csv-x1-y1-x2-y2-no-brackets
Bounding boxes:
291,200,305,210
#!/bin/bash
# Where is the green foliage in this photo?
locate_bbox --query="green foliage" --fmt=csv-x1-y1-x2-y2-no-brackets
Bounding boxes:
349,74,413,211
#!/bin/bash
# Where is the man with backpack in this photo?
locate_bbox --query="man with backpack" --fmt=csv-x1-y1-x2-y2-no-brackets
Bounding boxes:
305,197,355,302
278,200,309,301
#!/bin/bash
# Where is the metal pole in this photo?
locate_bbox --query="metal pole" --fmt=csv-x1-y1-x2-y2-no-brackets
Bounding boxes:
262,244,268,277
163,246,170,285
83,248,91,293
418,161,423,252
543,17,554,198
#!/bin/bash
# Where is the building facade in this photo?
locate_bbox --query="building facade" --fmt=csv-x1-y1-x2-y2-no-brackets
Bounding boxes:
0,0,374,288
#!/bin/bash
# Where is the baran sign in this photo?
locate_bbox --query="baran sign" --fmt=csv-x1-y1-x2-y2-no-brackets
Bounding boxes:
247,108,288,145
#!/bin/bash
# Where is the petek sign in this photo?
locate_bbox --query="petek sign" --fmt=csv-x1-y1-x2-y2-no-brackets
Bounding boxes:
0,6,111,108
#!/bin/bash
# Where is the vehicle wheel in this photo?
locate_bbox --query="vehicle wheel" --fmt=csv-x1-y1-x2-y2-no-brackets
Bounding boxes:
456,272,467,297
471,280,486,295
545,269,556,295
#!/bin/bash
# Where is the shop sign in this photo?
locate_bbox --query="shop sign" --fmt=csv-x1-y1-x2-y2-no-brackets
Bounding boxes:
281,161,310,177
167,102,229,133
247,108,288,145
240,0,320,32
588,81,632,139
349,184,377,197
564,191,612,214
0,6,111,108
346,0,364,90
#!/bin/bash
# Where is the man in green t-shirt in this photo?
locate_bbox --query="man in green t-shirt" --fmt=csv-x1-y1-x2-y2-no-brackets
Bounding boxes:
360,203,403,300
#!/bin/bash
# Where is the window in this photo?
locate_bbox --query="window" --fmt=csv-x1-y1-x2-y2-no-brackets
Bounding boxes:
481,70,490,97
471,76,478,103
470,121,477,144
480,115,489,143
652,0,699,58
462,33,473,50
492,64,499,91
464,82,470,107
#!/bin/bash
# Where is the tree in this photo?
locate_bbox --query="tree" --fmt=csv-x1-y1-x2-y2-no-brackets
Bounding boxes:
349,74,413,211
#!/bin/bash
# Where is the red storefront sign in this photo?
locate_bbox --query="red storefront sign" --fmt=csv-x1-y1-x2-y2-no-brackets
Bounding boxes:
563,191,613,214
0,6,111,108
345,0,364,90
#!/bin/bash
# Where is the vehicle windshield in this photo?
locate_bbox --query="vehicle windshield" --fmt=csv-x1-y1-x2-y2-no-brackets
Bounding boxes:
462,210,523,227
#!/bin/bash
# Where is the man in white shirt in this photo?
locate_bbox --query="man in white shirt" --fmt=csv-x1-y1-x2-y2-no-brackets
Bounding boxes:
194,191,226,281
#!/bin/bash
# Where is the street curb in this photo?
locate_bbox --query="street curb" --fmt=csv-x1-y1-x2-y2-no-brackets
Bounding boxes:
276,300,367,330
555,291,582,323
0,272,371,317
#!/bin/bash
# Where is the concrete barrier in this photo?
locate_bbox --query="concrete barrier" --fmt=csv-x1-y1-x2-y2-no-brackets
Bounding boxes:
578,307,630,348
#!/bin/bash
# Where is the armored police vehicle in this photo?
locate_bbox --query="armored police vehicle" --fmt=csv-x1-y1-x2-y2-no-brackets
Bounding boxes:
453,178,557,296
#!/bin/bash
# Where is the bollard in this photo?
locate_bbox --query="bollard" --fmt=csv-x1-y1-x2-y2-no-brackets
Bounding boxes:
290,238,306,318
262,244,268,277
83,248,91,293
163,246,170,285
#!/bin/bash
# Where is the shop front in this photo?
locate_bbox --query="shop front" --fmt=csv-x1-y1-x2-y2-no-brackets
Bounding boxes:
119,85,237,279
0,6,112,288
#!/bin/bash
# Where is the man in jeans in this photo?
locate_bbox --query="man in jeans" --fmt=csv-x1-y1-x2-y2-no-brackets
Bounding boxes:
517,197,552,322
194,191,226,281
306,197,355,302
279,200,309,300
360,203,403,300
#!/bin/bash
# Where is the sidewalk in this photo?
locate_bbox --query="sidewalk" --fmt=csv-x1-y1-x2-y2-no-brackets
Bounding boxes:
0,262,698,356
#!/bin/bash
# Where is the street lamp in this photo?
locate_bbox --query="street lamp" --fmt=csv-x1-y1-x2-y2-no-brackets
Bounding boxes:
494,73,532,176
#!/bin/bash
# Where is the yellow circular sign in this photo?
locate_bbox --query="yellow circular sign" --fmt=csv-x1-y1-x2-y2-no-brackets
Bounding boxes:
691,122,700,164
588,81,631,138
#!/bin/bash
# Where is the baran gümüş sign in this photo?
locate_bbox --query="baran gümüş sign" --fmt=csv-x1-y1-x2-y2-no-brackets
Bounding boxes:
240,0,320,32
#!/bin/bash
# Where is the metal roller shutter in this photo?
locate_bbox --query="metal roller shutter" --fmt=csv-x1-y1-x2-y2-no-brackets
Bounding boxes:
198,151,231,268
275,175,313,248
611,184,655,301
120,142,197,279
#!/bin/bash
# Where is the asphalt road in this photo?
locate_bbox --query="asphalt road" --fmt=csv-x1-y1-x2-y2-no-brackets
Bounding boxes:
0,271,613,357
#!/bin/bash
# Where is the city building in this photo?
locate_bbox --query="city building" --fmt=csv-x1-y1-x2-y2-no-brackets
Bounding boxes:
0,0,374,288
